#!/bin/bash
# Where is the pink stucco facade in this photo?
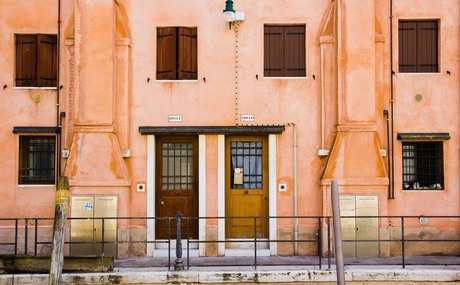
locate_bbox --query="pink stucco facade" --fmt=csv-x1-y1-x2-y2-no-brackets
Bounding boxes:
0,0,458,258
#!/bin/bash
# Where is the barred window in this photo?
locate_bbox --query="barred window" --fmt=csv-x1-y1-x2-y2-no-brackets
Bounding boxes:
161,142,194,190
230,141,263,189
19,136,55,185
402,142,444,190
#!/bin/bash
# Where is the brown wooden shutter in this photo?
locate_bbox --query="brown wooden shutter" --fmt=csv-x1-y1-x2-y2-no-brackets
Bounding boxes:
399,21,417,72
264,26,285,77
178,27,197,80
284,26,306,77
15,35,37,87
157,27,177,80
417,21,438,73
37,34,57,87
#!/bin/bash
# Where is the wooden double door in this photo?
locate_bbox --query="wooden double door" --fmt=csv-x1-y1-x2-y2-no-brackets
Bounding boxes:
225,136,269,239
156,136,198,239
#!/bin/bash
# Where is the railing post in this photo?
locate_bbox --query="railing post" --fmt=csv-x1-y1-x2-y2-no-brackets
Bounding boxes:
401,217,405,269
327,217,331,269
101,218,105,256
14,219,18,255
24,218,28,255
34,219,38,256
174,212,184,271
318,217,322,269
254,216,257,269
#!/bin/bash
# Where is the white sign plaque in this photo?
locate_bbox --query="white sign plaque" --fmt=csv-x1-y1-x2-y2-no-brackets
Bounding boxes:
240,114,255,122
168,115,182,122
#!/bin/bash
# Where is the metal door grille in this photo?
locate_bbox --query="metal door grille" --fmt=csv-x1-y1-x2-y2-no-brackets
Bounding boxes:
162,142,194,190
230,141,263,189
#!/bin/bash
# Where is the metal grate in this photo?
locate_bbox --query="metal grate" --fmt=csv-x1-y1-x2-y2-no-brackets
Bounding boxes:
161,142,194,190
402,142,443,190
18,136,55,185
230,141,263,189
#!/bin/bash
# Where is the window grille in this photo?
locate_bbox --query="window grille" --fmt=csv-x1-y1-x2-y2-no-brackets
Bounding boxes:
161,142,194,190
18,136,55,185
402,142,444,190
230,141,263,189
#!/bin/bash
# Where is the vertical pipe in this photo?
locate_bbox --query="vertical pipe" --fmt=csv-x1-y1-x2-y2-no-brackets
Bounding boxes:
293,124,298,255
389,0,395,199
331,181,345,285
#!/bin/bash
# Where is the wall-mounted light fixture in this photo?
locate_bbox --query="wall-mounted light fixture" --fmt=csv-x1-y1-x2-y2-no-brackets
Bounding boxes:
223,0,245,30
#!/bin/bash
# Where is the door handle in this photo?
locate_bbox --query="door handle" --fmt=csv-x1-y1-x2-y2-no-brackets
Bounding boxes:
244,190,249,194
161,201,165,205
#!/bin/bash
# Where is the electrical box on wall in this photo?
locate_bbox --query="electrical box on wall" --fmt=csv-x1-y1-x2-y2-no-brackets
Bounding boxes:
137,183,145,192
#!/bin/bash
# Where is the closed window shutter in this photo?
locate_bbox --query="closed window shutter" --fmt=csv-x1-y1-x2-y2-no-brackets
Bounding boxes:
284,26,305,77
417,21,438,73
157,27,177,80
37,34,57,87
399,21,417,72
264,26,285,77
178,27,197,80
15,35,37,87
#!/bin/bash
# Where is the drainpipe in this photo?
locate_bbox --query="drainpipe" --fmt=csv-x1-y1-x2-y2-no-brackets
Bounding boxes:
389,0,395,199
56,0,62,180
291,123,298,255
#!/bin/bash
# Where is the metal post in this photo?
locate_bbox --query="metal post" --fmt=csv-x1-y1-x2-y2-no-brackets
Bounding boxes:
174,212,184,271
331,180,345,285
101,218,105,256
401,217,405,269
24,218,28,255
318,217,322,269
254,217,257,269
327,217,331,269
14,219,18,255
34,220,38,256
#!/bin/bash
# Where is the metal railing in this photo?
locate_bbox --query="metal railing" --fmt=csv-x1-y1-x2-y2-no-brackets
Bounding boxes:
0,215,459,270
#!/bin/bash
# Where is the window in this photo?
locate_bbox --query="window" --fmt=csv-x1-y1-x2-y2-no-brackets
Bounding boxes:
402,142,444,190
398,20,438,73
15,34,57,87
19,136,55,185
157,27,197,80
230,141,263,189
264,25,306,77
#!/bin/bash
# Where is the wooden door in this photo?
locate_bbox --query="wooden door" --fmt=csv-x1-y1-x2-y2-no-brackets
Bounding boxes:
156,137,198,239
225,136,269,238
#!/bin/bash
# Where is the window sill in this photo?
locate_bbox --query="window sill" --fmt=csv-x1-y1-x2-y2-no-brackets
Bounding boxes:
397,72,442,75
13,87,57,90
155,80,199,83
18,184,56,188
264,77,308,80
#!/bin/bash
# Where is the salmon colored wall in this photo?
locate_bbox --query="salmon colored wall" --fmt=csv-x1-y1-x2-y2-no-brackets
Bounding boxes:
0,0,458,231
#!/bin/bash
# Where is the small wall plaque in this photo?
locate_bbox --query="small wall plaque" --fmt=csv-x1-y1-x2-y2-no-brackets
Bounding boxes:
168,115,182,122
240,114,255,122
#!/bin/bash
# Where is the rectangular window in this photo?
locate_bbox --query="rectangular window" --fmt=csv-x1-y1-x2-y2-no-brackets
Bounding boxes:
402,142,444,190
230,141,263,189
15,34,57,87
264,25,306,77
157,27,197,80
398,20,438,73
19,136,55,185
